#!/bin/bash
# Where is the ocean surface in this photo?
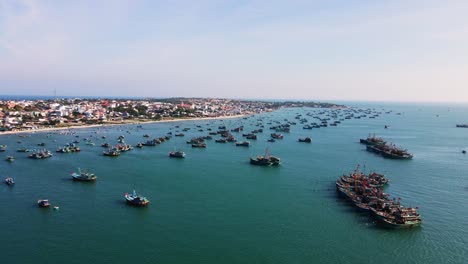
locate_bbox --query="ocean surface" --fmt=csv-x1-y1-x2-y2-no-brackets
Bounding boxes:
0,102,467,264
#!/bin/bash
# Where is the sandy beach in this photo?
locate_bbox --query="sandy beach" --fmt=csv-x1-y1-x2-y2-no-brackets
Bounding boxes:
0,114,248,136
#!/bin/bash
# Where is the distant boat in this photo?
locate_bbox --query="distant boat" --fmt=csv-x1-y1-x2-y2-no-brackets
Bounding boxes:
298,137,312,143
5,156,15,162
271,133,283,139
192,143,207,148
28,150,53,159
235,141,250,147
103,148,121,156
0,145,6,152
250,148,280,166
125,190,150,207
71,168,97,182
16,148,31,152
37,199,50,208
5,177,14,185
169,150,185,158
456,124,468,128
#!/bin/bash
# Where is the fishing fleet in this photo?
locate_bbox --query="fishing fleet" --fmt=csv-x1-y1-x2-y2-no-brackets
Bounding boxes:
0,106,422,229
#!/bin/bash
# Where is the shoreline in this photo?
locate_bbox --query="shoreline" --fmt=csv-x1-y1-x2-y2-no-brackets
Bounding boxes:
0,114,249,136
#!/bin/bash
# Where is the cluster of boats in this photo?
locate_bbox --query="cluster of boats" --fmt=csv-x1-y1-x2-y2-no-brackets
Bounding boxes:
360,134,413,160
28,150,53,159
56,143,80,153
336,166,421,228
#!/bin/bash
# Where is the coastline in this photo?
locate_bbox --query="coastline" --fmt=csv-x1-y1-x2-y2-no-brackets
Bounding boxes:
0,114,248,136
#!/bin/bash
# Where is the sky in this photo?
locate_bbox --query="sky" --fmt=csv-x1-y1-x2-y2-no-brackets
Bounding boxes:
1,0,468,102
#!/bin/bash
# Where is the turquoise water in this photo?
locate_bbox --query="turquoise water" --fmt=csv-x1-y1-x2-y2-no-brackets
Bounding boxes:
1,103,467,264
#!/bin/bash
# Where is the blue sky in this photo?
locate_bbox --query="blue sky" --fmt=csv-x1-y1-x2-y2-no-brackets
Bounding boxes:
1,0,467,101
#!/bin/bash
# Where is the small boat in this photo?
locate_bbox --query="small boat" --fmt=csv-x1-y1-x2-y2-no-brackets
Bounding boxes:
37,199,50,208
192,143,207,148
71,168,97,181
0,145,7,152
271,133,283,139
5,177,14,185
215,139,227,143
267,138,276,142
17,148,30,152
298,137,312,143
463,150,466,154
125,190,150,207
28,150,53,159
235,141,250,147
169,150,185,158
103,148,121,156
5,156,15,162
136,142,143,148
250,148,280,166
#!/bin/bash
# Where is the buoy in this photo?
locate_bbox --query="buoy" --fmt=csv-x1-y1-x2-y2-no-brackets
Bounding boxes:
53,206,60,210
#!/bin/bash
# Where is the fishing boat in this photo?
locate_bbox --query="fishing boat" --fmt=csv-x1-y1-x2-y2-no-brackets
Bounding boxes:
456,124,468,128
250,148,281,166
142,140,157,146
5,156,15,162
336,165,420,229
71,168,97,181
125,190,150,207
28,150,53,159
169,150,185,158
5,177,14,185
37,199,50,208
381,148,413,159
103,148,121,156
191,143,207,148
56,144,80,153
17,148,31,152
298,137,312,143
271,133,283,139
235,141,250,147
360,134,385,145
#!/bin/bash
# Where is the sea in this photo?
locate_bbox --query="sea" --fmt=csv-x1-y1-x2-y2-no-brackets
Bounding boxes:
0,102,467,264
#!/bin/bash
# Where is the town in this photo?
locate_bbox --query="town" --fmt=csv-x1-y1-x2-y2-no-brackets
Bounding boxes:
0,97,344,132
